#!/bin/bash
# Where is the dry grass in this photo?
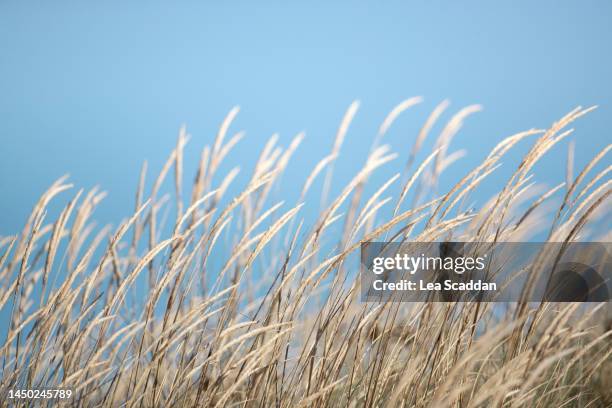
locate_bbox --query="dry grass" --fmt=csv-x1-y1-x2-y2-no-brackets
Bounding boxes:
0,100,611,407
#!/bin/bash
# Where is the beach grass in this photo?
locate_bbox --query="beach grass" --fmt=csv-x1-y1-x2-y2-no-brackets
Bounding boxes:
0,101,610,407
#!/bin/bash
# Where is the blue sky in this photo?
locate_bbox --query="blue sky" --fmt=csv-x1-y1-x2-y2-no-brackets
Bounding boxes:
1,1,610,234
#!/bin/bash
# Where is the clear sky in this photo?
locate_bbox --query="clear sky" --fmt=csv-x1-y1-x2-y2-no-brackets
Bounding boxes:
1,1,610,234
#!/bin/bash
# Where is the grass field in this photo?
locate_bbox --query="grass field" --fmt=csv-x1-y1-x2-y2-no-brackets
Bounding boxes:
0,101,610,407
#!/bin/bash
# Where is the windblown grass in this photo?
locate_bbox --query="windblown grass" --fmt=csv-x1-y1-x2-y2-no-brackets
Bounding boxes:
0,100,610,407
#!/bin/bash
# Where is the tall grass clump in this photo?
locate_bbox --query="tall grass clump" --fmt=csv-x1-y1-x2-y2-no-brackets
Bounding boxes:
0,100,610,407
